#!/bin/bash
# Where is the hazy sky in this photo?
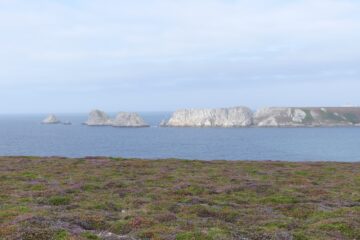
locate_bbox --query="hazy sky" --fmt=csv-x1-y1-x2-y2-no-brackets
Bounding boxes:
1,0,360,113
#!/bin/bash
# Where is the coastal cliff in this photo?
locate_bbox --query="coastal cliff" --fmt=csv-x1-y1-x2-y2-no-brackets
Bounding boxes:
161,106,253,127
254,107,360,127
163,106,360,128
84,110,149,127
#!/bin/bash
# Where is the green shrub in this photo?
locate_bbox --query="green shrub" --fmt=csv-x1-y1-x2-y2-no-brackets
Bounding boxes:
207,228,229,239
21,172,39,180
261,195,298,204
48,196,71,206
176,231,211,240
54,230,70,240
81,232,100,240
293,231,310,240
319,222,360,239
112,220,132,234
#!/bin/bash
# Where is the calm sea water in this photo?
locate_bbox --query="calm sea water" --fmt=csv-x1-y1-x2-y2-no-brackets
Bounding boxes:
0,113,359,162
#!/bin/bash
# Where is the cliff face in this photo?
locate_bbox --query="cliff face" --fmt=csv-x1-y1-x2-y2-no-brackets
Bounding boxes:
162,106,360,128
84,110,149,127
112,112,149,127
254,107,360,127
162,107,253,127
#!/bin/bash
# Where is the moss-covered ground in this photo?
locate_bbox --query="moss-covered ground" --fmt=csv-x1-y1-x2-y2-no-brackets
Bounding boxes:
0,157,359,240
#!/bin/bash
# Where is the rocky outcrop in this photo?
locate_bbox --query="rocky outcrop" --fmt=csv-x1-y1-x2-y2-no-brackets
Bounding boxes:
84,110,149,127
84,110,113,126
112,112,149,127
42,114,60,124
162,106,360,128
161,106,253,127
254,107,360,127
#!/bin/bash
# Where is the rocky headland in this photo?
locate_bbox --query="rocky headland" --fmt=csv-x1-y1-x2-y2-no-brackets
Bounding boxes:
254,107,360,127
84,109,149,127
161,106,253,127
163,106,360,128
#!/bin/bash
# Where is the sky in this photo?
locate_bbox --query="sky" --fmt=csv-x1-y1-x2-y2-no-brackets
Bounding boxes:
0,0,360,113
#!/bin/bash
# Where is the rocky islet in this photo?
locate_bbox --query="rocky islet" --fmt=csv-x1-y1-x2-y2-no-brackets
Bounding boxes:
84,110,149,127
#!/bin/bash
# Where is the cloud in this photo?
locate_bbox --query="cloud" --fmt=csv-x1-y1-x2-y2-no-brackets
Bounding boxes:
0,0,359,112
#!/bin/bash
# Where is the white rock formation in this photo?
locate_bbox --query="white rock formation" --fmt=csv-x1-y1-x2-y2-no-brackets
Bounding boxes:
254,107,307,127
84,110,149,127
112,112,149,127
84,109,113,126
292,109,307,123
162,106,253,127
42,114,60,124
83,107,360,128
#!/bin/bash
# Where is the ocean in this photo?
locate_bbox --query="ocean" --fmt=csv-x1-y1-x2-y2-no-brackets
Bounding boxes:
0,112,359,162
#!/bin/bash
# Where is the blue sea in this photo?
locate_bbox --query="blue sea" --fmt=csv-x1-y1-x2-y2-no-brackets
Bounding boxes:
0,113,359,162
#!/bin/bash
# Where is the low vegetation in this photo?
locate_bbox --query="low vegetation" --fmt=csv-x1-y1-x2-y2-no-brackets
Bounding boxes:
0,157,359,240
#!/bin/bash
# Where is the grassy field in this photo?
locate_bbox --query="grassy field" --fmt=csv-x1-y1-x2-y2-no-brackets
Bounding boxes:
0,157,359,240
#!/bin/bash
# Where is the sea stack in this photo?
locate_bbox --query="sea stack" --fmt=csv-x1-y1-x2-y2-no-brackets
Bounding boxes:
84,110,149,127
84,109,113,126
42,114,60,124
112,112,149,127
161,106,253,127
254,107,360,127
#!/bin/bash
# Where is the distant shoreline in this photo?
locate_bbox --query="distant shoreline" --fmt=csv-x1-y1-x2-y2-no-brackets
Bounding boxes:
2,156,360,163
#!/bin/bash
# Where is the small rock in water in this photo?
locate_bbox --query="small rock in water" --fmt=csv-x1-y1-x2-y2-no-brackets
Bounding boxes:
42,114,60,124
